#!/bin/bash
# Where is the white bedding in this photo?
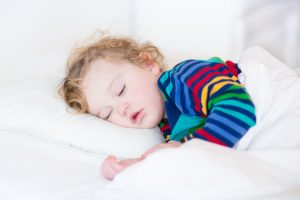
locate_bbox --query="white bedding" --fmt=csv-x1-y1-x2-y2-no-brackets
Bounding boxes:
0,129,108,200
1,47,300,200
102,47,300,199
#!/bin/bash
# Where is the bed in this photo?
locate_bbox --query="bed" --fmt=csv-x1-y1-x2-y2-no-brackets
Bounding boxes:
1,1,300,199
1,46,300,200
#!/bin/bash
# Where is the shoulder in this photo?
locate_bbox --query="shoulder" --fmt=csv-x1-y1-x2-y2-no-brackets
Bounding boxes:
170,59,211,73
158,59,223,84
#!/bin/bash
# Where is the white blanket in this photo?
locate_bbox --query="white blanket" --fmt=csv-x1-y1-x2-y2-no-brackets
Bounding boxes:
236,47,300,150
103,47,300,199
107,140,300,200
0,130,108,200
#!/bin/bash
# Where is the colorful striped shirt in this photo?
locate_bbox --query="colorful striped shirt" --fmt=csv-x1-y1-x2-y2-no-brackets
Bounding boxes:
157,58,256,147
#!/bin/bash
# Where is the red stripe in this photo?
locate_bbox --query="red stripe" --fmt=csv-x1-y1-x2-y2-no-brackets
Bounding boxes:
191,71,219,114
186,63,224,87
194,129,227,146
192,92,201,113
161,124,170,132
187,66,211,87
193,71,219,95
225,60,239,76
187,63,232,116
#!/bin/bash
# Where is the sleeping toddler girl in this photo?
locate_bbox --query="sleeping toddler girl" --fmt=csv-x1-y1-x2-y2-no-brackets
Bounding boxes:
59,34,256,180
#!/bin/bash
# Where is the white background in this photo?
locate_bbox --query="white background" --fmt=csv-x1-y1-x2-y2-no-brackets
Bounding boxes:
0,0,299,79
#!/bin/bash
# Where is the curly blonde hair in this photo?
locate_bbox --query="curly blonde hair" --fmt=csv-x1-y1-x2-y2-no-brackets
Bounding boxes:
58,34,165,113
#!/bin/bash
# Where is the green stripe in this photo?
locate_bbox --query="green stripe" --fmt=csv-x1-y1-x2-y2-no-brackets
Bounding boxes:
212,107,255,126
208,92,250,110
208,57,224,64
171,115,205,141
160,72,169,84
166,81,173,96
215,99,255,113
160,91,167,101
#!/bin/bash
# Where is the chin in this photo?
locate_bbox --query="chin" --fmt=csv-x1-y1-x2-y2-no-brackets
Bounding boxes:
144,118,161,128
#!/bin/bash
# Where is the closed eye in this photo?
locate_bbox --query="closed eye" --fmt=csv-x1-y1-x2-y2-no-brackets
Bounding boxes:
119,85,125,96
105,110,112,120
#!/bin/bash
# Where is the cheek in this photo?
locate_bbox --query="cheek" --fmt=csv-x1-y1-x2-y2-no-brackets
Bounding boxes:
110,115,130,128
127,78,162,106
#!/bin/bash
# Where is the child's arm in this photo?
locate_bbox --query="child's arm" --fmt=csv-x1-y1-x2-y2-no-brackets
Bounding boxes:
101,141,181,180
185,60,256,147
181,81,256,147
141,141,181,158
159,59,256,147
158,119,171,142
101,155,144,180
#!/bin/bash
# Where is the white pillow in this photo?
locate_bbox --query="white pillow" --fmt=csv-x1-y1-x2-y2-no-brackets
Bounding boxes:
0,70,164,158
0,0,164,158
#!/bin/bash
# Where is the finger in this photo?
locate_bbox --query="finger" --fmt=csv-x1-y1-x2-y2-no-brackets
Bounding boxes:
101,155,120,180
109,156,124,172
141,145,162,158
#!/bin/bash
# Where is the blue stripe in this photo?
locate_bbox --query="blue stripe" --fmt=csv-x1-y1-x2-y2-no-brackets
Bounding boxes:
179,61,210,82
183,84,196,115
174,60,199,73
172,60,207,114
178,61,211,114
190,63,229,90
159,72,169,84
203,126,234,147
174,74,182,112
204,123,238,145
213,104,256,123
213,106,255,127
215,99,255,114
213,110,249,128
207,118,244,140
209,113,247,136
176,60,206,79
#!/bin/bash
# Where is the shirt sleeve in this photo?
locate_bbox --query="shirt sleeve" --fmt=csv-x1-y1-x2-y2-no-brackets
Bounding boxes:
173,60,256,147
158,119,171,142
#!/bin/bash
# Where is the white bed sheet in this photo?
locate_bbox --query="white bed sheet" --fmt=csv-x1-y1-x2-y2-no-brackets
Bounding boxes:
0,129,128,200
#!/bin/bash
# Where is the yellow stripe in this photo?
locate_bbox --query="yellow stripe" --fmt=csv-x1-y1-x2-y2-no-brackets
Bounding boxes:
210,80,242,96
201,76,240,115
166,135,170,142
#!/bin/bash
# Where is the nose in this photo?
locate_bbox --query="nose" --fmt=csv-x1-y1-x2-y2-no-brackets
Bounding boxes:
116,102,129,117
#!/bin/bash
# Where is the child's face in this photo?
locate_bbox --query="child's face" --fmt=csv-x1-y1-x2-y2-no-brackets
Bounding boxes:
81,58,165,128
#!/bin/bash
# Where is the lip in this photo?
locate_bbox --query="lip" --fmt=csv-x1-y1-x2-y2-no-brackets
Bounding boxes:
130,109,144,124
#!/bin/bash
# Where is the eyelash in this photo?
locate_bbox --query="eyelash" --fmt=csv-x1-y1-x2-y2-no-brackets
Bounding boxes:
105,111,111,120
106,85,125,120
118,85,125,96
105,85,125,120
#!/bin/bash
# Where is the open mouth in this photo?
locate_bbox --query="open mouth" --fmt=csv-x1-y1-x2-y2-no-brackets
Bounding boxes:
130,109,144,124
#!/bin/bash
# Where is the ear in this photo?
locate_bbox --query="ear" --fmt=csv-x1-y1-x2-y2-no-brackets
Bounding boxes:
139,52,154,65
150,64,161,76
139,52,161,75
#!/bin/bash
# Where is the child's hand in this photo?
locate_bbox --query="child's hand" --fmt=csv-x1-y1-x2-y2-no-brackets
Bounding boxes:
141,141,181,158
101,155,143,180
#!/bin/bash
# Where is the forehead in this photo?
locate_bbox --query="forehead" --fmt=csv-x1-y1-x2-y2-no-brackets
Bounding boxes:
81,59,120,113
82,59,118,89
84,59,118,81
